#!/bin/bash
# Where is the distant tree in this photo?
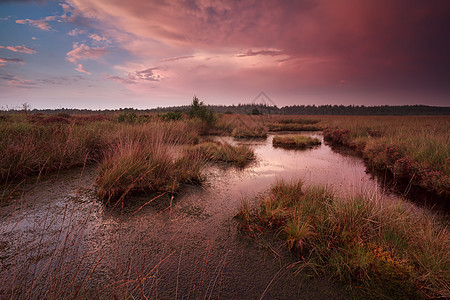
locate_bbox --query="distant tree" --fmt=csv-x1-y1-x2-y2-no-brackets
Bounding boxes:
188,96,216,126
251,107,261,115
22,102,31,116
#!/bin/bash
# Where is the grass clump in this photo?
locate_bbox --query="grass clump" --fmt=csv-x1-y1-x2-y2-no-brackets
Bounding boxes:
236,179,449,298
96,124,204,200
272,135,321,149
184,141,255,168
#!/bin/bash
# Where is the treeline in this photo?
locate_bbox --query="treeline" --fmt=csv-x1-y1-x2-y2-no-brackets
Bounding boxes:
2,104,449,116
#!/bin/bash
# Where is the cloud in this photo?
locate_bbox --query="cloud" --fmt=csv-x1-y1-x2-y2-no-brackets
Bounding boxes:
1,0,46,3
134,67,161,81
3,75,37,89
106,66,162,85
160,56,194,62
16,17,55,31
66,43,107,64
89,33,109,43
75,63,90,75
0,57,25,65
0,45,36,54
67,28,86,36
105,74,136,85
237,50,283,57
66,1,450,83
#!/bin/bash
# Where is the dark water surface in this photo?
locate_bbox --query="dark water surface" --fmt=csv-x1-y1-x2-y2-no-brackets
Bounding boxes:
0,133,432,299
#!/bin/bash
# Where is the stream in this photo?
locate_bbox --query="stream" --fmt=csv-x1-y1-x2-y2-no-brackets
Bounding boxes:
0,132,438,299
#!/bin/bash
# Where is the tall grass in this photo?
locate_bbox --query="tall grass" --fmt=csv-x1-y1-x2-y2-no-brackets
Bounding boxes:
96,122,205,200
237,179,449,298
0,114,200,185
321,116,450,196
0,119,115,182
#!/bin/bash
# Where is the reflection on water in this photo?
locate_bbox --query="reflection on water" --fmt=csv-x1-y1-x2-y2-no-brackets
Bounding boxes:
0,132,435,298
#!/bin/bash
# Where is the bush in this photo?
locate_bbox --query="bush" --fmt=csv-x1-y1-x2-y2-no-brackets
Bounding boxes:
118,111,137,123
160,111,183,121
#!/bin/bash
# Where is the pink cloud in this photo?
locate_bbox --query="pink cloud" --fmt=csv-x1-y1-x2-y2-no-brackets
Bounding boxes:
67,28,86,36
75,64,90,75
106,67,162,85
0,45,36,54
63,0,450,104
16,18,54,31
4,75,37,89
105,74,136,85
89,33,109,43
237,50,283,58
0,57,25,65
66,43,107,64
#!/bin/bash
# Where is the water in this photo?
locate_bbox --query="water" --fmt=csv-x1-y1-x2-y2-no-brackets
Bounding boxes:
0,133,434,298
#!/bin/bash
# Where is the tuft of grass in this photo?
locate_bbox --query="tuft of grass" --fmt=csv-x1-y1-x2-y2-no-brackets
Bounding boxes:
272,135,321,149
184,141,255,168
96,125,205,200
236,179,449,298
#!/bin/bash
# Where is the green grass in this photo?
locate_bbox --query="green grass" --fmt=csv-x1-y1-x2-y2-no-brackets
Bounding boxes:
272,135,321,149
236,179,449,299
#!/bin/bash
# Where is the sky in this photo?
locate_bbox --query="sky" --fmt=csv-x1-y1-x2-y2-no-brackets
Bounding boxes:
0,0,449,109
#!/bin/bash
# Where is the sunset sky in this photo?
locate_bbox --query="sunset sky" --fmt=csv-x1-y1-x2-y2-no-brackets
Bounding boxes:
0,0,449,109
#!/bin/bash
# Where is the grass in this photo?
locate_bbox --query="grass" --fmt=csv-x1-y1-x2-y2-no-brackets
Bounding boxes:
272,135,321,149
236,179,449,298
96,123,205,200
267,123,322,131
184,141,255,168
321,116,450,196
0,116,114,182
231,126,267,139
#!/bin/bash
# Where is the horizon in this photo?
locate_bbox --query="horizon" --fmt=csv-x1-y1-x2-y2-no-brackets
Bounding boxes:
1,0,449,109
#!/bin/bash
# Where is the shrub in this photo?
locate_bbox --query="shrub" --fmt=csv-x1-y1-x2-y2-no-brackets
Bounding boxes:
117,111,137,123
160,111,183,121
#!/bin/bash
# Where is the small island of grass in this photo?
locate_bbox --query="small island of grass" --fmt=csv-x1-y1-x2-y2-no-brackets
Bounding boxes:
272,135,321,149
